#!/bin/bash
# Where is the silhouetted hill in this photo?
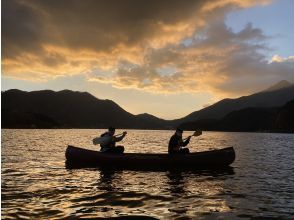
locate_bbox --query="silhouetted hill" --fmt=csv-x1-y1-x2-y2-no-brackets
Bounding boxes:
2,81,294,131
2,110,60,128
180,100,294,133
264,80,292,92
136,113,170,128
275,100,294,132
173,81,294,125
1,89,168,129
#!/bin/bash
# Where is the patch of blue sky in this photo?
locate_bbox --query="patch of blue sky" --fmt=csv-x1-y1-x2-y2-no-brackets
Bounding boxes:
225,0,294,59
89,67,116,78
181,38,193,47
117,60,138,70
156,65,178,77
181,33,208,47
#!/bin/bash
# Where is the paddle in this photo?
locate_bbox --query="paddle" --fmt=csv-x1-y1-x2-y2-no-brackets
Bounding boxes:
183,130,202,141
92,133,124,145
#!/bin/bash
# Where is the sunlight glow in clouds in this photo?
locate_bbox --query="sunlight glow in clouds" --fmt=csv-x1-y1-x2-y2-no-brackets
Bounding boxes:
2,0,294,100
270,55,294,63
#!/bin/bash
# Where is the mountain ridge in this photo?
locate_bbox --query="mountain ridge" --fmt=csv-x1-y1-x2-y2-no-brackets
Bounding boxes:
263,80,293,92
179,100,294,133
171,82,294,125
1,89,169,129
2,80,294,130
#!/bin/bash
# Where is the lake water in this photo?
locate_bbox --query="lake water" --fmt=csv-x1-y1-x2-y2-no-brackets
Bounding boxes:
1,129,294,219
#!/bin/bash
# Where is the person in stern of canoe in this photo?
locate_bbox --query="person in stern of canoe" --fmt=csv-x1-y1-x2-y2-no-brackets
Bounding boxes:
100,127,127,153
168,128,191,154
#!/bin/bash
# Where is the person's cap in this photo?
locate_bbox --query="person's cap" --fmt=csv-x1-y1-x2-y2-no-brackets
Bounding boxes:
176,128,183,133
108,126,116,132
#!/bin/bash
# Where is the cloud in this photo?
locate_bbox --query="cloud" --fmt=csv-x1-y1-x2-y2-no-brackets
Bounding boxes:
270,55,294,63
2,0,205,80
89,18,294,96
4,0,292,98
2,0,206,58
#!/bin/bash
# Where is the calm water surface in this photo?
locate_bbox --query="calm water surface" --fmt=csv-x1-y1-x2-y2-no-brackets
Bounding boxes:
1,129,294,219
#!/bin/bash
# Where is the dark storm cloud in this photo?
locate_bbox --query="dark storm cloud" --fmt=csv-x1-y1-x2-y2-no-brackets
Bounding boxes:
4,0,291,98
2,0,45,58
2,0,207,58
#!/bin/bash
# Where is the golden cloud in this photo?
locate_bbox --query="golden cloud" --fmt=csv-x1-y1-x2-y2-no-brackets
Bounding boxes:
3,0,293,97
270,55,294,63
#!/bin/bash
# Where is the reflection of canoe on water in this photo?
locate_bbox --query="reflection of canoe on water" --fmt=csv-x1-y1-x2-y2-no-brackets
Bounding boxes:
65,145,235,170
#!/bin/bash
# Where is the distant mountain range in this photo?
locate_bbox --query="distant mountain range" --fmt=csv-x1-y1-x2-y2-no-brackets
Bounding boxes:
172,80,294,124
263,80,292,92
2,80,294,132
1,89,168,129
180,100,294,133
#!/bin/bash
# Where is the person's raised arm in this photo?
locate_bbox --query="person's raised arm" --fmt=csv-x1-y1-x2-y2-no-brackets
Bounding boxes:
182,136,191,146
113,131,127,142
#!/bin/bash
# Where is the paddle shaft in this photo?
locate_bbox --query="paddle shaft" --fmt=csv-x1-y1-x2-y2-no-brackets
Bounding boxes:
114,133,124,137
183,136,192,141
183,130,202,141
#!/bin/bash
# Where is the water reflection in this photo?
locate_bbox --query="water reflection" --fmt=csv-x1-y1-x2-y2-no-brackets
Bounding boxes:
3,129,294,219
166,171,186,195
97,169,123,191
71,167,237,218
166,168,235,196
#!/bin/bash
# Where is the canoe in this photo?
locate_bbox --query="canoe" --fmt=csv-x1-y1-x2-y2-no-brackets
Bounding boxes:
65,145,235,170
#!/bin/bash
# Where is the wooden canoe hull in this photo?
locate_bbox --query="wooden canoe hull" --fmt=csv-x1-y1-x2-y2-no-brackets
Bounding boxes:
65,145,235,170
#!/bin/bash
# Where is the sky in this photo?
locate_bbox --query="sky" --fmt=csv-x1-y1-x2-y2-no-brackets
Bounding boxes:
1,0,294,119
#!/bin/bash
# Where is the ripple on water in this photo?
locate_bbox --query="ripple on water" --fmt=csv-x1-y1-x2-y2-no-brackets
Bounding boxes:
1,129,294,219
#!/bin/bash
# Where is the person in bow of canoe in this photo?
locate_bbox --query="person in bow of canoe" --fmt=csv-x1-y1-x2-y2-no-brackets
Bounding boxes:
100,127,127,153
168,128,191,154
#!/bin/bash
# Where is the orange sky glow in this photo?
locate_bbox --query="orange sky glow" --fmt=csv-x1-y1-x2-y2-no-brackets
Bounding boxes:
2,0,294,119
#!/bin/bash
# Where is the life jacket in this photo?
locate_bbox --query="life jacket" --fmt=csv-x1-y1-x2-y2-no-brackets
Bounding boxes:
100,132,115,152
101,132,108,137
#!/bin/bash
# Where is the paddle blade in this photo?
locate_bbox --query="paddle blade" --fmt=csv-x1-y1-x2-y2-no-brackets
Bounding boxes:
92,136,111,145
192,130,202,137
